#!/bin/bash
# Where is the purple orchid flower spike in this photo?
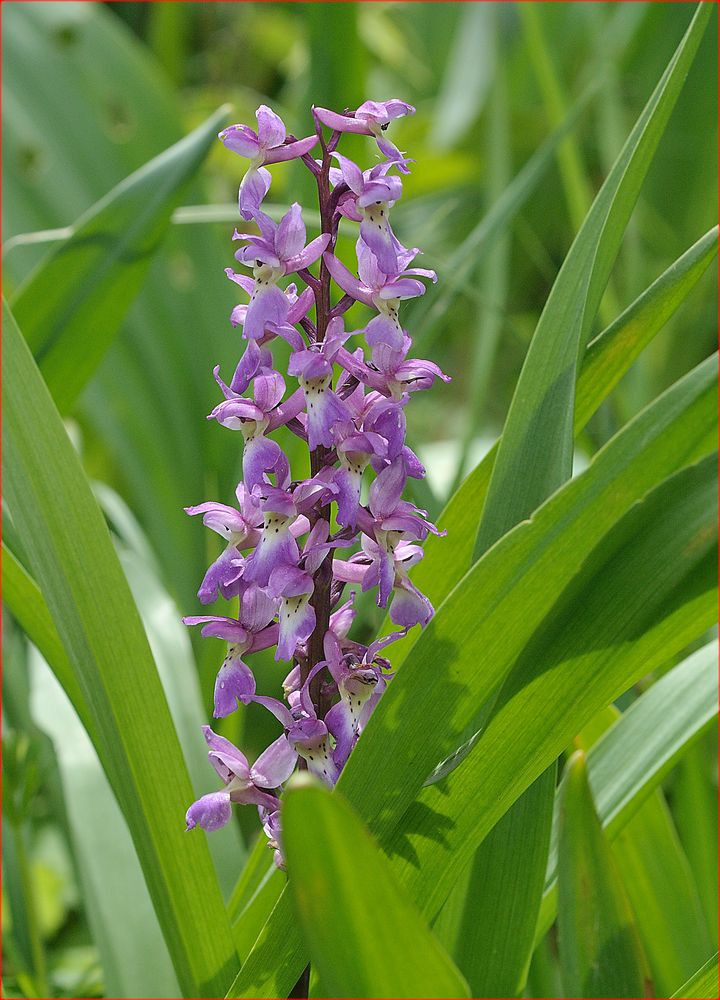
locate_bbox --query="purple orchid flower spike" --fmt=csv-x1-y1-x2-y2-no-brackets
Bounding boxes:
187,99,447,862
220,106,318,219
184,483,263,604
287,316,353,449
185,726,282,832
314,99,415,171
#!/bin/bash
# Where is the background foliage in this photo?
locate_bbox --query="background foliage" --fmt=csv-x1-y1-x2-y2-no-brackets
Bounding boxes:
2,3,717,998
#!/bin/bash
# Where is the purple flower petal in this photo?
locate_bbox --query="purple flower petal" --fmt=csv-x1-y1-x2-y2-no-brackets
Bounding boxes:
251,735,297,787
219,124,260,159
276,203,306,260
256,104,286,149
186,791,232,832
323,251,373,305
214,656,256,718
264,135,318,164
239,166,272,220
314,107,372,134
243,282,289,341
243,436,290,493
284,233,331,274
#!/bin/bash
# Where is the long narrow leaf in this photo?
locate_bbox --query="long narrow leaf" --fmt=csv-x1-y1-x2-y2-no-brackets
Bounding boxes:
283,778,470,999
672,955,720,998
557,750,650,997
2,300,238,997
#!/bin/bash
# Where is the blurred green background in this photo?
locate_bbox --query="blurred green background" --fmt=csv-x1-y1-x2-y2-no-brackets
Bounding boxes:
2,2,717,996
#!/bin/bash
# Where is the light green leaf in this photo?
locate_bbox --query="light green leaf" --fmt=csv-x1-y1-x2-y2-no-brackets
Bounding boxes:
433,767,556,997
10,106,227,415
672,954,719,998
283,777,470,1000
557,750,650,998
29,653,179,998
2,300,238,997
2,543,95,749
227,357,716,998
538,641,719,941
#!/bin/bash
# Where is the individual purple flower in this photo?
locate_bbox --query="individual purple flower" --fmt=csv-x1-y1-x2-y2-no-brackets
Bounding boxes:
220,106,318,219
324,242,436,351
287,317,352,449
322,633,388,768
329,155,407,274
184,483,263,604
253,672,340,787
268,565,315,662
185,726,282,832
228,282,314,352
209,369,305,492
314,99,415,170
243,487,301,588
183,581,278,717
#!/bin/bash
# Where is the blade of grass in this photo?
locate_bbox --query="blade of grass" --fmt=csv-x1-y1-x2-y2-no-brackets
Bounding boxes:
2,300,238,997
557,750,650,997
283,778,470,999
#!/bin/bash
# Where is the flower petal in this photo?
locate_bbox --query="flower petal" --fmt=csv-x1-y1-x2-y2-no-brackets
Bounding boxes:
186,791,232,832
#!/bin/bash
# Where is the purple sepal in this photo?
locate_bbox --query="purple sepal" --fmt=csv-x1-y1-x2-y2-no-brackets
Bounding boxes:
186,791,231,832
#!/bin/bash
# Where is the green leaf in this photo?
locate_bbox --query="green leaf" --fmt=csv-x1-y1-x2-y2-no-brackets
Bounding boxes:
2,543,96,749
10,106,228,415
29,653,179,998
475,1,711,555
227,358,716,998
672,955,719,999
432,767,556,997
613,791,712,996
557,750,650,998
391,221,718,673
538,641,719,941
283,777,470,1000
2,300,238,997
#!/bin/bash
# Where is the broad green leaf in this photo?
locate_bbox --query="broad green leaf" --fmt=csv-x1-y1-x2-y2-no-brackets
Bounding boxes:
2,300,238,996
392,222,717,671
283,777,470,1000
227,358,716,998
10,106,227,415
672,955,719,999
475,1,711,554
557,750,650,998
29,653,179,998
538,641,718,940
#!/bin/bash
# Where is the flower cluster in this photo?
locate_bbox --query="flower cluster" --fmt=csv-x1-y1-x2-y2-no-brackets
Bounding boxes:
184,101,449,868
